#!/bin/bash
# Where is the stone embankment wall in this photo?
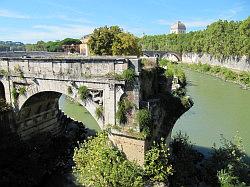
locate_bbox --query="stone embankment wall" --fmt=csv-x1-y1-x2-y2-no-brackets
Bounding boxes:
182,53,250,72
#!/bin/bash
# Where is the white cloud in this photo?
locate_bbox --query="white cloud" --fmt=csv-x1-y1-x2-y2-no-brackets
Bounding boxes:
0,9,30,19
1,24,94,43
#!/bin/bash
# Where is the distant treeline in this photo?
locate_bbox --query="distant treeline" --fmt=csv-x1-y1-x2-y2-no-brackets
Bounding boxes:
0,41,25,52
140,17,250,58
25,38,81,52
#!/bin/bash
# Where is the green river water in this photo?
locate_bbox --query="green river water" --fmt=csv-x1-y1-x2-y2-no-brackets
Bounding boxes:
173,69,250,156
59,69,250,156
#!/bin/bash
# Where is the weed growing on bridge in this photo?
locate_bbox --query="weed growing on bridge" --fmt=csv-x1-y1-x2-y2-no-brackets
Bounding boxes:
78,85,88,101
19,86,26,96
95,105,104,119
136,109,152,137
67,86,73,95
160,59,186,85
122,68,136,83
13,64,25,79
0,69,8,77
105,68,136,83
116,97,134,124
11,87,19,102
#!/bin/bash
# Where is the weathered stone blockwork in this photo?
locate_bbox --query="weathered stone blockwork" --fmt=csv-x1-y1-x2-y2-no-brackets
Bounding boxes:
182,53,250,72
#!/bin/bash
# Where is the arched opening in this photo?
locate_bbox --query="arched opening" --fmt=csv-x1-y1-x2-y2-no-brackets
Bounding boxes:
19,91,101,133
162,53,181,62
59,94,100,132
0,81,6,101
154,53,160,58
3,91,98,186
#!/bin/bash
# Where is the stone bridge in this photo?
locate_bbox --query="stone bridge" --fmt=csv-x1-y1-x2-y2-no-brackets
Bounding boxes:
0,55,189,165
143,50,182,61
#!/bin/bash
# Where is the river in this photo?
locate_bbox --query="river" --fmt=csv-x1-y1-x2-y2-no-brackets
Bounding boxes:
59,69,250,156
173,69,250,156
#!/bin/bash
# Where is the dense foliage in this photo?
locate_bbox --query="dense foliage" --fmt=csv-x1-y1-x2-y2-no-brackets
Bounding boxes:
73,132,144,187
0,41,25,51
25,38,81,52
182,62,250,87
203,134,249,186
169,132,250,187
140,17,250,58
88,26,141,56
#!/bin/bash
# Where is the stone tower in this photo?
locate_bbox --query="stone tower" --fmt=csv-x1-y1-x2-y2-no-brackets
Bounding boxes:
170,21,186,34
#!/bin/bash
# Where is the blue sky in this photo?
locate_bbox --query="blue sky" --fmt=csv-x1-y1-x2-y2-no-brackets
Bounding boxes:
0,0,249,43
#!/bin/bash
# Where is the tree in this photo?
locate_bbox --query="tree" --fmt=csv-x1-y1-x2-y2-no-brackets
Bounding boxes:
60,38,82,45
88,25,142,56
112,32,142,56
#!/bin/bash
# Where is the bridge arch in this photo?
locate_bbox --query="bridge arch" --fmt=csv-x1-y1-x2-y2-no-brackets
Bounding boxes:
162,52,182,62
17,80,105,130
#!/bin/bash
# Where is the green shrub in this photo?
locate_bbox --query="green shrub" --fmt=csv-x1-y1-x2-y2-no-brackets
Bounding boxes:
19,87,26,96
223,69,237,81
73,132,144,187
122,68,136,82
239,72,250,85
0,69,8,77
165,68,174,78
95,106,104,119
136,109,151,134
175,68,186,85
159,59,171,67
78,85,88,100
203,134,249,186
116,98,134,125
201,64,211,72
217,169,244,187
12,88,19,102
144,139,173,183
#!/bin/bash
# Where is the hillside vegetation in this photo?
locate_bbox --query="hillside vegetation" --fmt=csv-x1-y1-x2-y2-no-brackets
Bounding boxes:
140,17,250,58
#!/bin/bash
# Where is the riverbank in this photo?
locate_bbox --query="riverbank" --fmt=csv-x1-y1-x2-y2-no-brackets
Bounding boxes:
179,62,250,90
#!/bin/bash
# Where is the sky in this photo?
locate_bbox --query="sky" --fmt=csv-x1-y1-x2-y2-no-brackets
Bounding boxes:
0,0,249,43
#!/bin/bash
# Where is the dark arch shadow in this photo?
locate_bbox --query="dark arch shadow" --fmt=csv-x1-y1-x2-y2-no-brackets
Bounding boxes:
0,81,6,101
1,91,97,186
